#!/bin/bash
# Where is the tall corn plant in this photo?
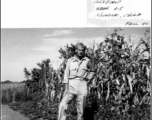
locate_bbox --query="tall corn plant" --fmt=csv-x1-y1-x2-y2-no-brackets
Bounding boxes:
91,29,150,114
24,59,58,103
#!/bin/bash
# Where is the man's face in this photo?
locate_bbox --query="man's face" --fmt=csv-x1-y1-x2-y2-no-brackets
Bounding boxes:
76,45,85,58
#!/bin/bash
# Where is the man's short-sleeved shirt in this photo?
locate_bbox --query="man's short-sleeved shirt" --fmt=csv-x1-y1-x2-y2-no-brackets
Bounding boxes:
63,56,91,83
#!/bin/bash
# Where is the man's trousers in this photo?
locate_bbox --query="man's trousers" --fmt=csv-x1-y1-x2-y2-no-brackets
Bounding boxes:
58,78,87,120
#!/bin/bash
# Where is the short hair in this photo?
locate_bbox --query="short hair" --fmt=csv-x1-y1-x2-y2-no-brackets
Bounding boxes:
75,42,85,50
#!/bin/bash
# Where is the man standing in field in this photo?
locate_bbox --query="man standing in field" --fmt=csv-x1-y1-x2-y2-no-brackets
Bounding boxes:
58,43,96,120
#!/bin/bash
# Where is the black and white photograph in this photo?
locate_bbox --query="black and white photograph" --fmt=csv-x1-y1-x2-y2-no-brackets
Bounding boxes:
1,0,151,120
1,28,151,120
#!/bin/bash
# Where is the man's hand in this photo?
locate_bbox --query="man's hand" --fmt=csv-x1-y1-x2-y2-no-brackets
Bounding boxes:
87,79,92,85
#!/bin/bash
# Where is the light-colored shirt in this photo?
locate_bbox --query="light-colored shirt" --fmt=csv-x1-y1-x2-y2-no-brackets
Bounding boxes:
63,56,95,83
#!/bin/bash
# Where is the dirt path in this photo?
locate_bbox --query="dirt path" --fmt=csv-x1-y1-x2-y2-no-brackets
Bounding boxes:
1,105,29,120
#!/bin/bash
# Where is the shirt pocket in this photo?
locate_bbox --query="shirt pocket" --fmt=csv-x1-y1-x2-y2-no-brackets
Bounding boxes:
80,62,88,70
69,62,77,76
77,64,88,77
70,62,77,71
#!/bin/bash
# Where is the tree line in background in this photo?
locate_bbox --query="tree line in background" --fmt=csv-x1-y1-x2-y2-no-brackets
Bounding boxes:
1,29,151,120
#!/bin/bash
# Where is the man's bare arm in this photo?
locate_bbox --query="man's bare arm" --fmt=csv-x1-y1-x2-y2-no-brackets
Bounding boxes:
86,60,96,83
62,59,70,97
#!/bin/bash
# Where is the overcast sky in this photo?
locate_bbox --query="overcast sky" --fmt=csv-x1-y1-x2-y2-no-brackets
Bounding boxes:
1,28,150,82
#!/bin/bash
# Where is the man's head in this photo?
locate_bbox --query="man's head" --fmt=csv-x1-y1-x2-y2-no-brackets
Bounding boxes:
75,42,85,59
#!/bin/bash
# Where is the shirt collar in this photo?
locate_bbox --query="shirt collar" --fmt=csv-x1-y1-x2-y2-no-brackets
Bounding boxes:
73,55,87,62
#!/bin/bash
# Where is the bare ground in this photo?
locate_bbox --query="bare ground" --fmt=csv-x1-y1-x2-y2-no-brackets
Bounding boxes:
1,105,29,120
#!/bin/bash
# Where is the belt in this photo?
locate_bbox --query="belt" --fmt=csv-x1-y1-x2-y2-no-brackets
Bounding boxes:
69,77,88,81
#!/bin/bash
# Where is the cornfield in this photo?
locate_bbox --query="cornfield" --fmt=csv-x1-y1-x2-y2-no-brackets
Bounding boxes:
2,29,151,120
1,82,28,103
